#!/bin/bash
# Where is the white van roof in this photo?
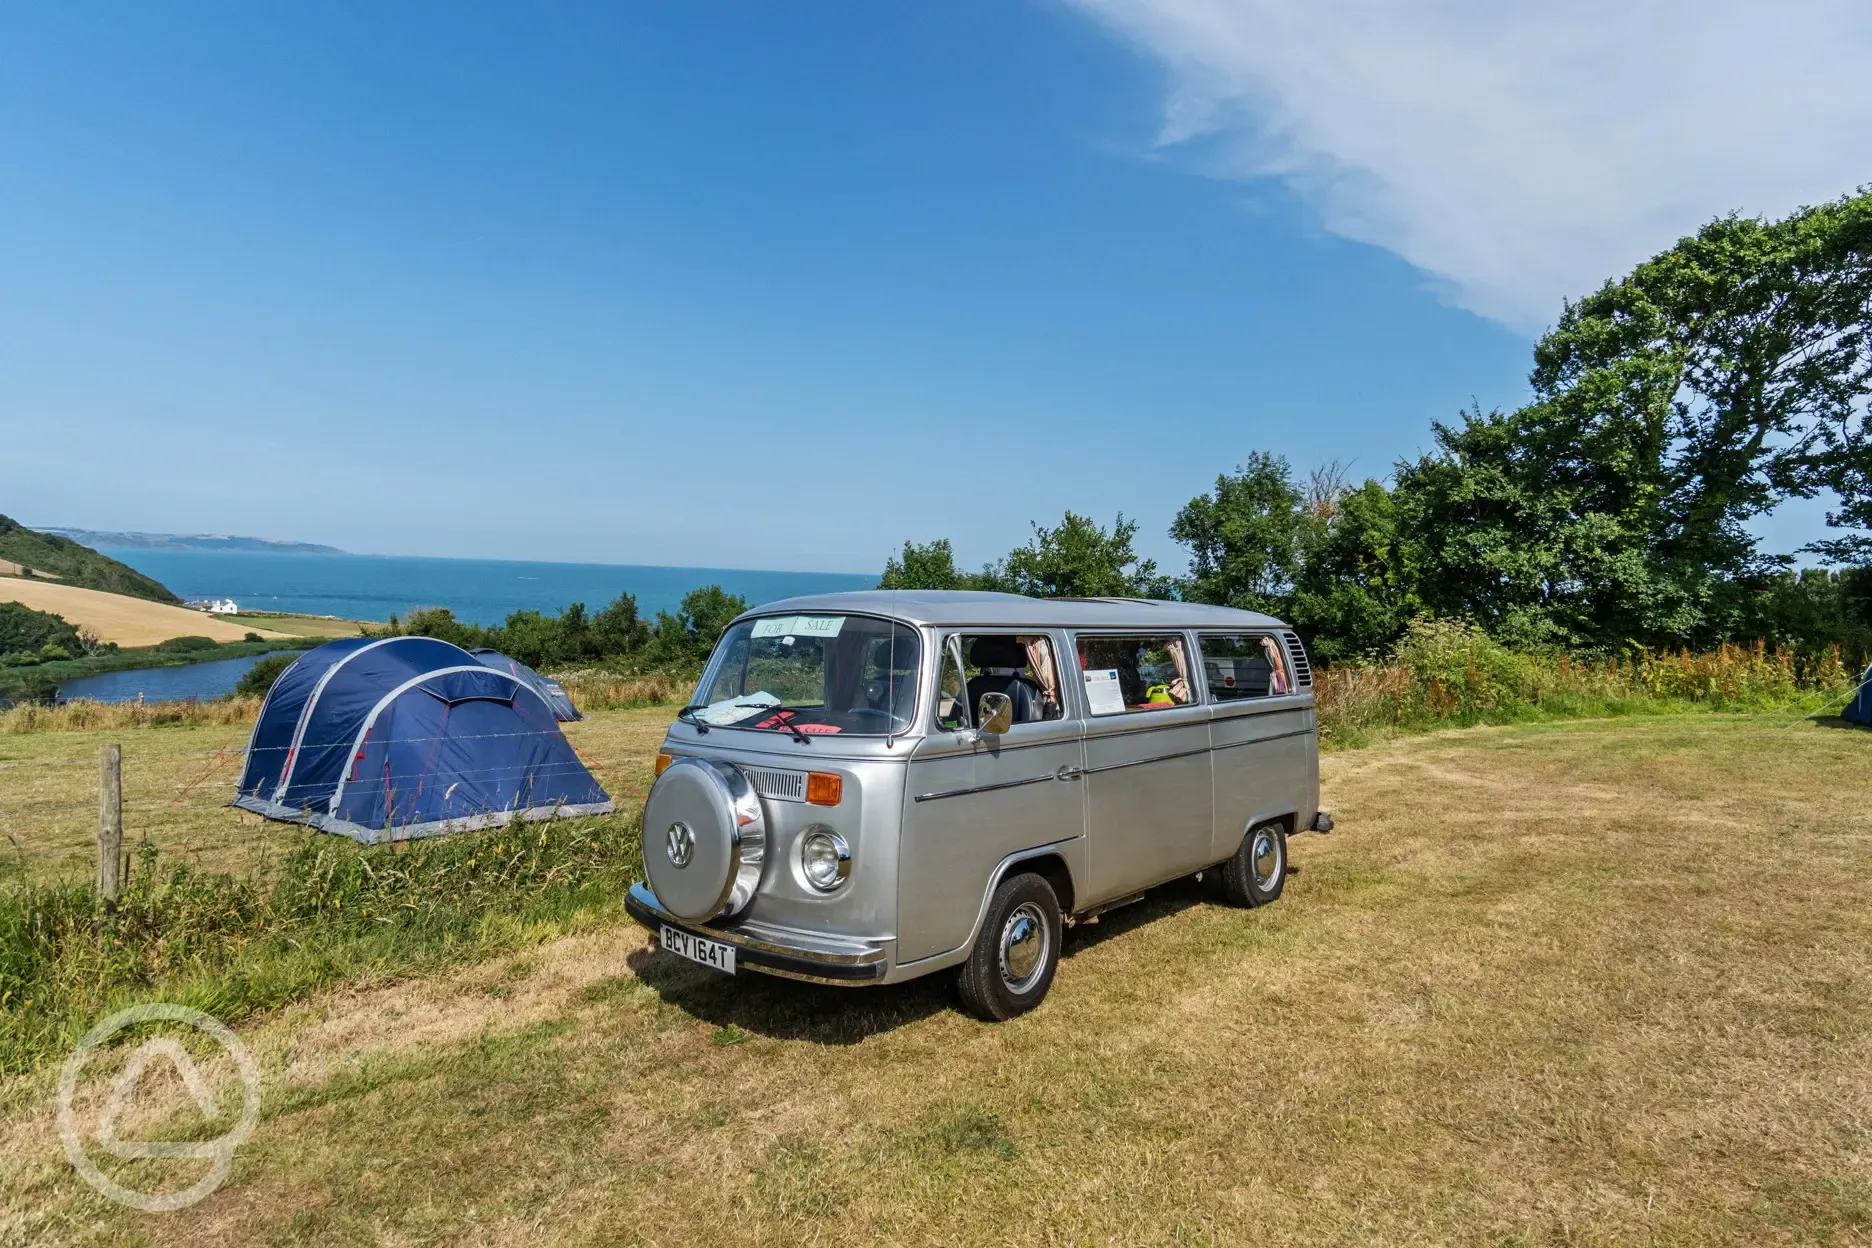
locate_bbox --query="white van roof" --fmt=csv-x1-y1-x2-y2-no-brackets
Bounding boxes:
736,590,1289,631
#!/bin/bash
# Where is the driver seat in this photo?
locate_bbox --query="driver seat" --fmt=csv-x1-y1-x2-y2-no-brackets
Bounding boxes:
965,636,1048,726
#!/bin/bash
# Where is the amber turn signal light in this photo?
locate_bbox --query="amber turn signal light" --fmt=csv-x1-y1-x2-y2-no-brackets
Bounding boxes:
654,752,673,777
806,772,842,806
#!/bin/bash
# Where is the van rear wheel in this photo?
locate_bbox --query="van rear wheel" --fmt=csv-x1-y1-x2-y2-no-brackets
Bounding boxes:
1221,822,1287,907
956,872,1062,1021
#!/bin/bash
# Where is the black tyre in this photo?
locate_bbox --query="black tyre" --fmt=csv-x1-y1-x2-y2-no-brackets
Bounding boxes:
1221,822,1287,908
956,872,1062,1021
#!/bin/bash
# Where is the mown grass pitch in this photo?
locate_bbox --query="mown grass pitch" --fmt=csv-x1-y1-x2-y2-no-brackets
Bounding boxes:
3,712,1868,1245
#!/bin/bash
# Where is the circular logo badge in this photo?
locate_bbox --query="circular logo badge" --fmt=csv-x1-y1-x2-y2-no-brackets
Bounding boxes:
57,1003,262,1212
665,821,695,868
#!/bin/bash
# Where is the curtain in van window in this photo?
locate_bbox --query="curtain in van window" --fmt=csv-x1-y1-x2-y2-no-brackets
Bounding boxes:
1024,637,1059,707
1167,637,1190,699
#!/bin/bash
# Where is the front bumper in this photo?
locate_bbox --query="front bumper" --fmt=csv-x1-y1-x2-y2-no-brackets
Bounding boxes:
626,882,890,985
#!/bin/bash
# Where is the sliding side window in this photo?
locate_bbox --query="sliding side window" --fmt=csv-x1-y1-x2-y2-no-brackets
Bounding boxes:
1198,633,1291,702
1075,634,1193,715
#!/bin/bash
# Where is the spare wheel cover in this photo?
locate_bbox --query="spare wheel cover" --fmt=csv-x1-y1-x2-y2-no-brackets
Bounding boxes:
642,758,766,921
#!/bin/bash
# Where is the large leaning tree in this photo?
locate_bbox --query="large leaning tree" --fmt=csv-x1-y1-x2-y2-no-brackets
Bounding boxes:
1399,189,1872,649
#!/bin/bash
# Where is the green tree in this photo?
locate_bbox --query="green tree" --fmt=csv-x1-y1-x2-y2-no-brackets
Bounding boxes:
999,511,1169,599
879,539,998,591
1290,478,1419,660
1171,452,1313,615
590,592,653,657
650,585,750,667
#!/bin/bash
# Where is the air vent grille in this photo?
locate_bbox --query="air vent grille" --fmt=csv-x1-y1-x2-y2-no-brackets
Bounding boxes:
1282,633,1314,688
746,767,805,803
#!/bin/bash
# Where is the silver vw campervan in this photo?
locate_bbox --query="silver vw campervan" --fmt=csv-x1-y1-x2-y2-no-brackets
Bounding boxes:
626,591,1331,1020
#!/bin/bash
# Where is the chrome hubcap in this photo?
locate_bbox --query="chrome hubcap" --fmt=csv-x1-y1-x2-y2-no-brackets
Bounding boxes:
1251,831,1282,888
998,902,1049,993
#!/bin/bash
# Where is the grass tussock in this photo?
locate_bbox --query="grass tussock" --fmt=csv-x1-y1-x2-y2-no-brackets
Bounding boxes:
1315,617,1851,747
0,696,265,734
0,812,642,1076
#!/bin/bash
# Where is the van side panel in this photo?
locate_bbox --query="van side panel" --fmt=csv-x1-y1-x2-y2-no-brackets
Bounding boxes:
1208,700,1313,859
897,720,1086,963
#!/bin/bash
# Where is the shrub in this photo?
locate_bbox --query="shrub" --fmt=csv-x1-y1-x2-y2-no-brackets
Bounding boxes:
0,602,81,656
37,643,72,662
155,635,220,653
0,673,60,706
234,653,298,699
244,631,262,643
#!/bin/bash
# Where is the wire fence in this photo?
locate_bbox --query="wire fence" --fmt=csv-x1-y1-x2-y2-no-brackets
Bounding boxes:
0,725,656,888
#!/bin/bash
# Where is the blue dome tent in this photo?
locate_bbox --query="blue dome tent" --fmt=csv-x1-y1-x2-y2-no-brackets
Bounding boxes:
234,636,613,843
1845,663,1872,727
470,648,583,721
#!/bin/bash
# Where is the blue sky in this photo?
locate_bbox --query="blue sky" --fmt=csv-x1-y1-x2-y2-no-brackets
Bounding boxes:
5,2,1865,573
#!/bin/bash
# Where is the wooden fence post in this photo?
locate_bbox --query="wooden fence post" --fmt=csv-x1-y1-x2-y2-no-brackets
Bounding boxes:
98,743,122,912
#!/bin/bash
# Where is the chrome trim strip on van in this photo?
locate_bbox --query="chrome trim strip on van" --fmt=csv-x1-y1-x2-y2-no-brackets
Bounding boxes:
1078,744,1215,775
1207,697,1311,721
913,772,1064,803
1212,727,1314,750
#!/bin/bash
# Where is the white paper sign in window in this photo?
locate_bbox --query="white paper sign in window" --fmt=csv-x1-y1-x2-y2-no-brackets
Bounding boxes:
751,615,846,639
1083,668,1126,716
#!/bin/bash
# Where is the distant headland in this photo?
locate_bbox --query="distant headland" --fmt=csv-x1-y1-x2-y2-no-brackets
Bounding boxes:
34,528,347,555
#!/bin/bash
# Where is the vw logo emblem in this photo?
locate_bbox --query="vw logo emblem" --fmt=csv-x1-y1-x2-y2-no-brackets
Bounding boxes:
665,821,695,869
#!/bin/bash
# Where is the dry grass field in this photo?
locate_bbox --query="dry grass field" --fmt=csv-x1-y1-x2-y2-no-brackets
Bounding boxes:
2,710,1869,1245
0,579,292,646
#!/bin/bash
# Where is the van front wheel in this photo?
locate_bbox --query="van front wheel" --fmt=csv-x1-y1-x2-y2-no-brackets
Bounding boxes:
956,872,1062,1021
1221,822,1287,907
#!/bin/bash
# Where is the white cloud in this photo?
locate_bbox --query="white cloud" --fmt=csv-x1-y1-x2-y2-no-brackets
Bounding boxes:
1065,0,1872,330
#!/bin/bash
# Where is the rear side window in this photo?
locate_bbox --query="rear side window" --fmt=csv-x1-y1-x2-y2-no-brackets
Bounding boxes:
1075,635,1193,715
1199,634,1291,701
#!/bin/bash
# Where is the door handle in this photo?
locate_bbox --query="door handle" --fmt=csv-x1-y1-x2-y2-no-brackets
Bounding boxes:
1056,765,1083,781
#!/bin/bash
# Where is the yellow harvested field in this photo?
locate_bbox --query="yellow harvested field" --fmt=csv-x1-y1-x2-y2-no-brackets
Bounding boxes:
0,578,290,645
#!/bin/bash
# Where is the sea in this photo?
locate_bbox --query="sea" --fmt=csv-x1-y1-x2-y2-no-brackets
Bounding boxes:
96,549,877,628
54,550,876,703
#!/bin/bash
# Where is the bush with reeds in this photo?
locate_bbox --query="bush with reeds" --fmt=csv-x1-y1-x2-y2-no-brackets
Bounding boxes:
1314,615,1852,747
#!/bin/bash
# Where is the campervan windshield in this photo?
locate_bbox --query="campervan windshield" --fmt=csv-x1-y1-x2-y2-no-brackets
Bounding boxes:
692,614,921,736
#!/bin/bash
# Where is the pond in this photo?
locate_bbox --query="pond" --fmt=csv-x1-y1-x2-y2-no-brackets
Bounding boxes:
58,652,296,704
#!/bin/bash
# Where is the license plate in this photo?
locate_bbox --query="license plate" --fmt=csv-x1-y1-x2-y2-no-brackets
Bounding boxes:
660,925,736,975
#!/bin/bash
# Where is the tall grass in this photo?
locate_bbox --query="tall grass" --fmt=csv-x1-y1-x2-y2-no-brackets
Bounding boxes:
547,668,691,712
1315,617,1852,747
0,812,642,1075
0,695,264,734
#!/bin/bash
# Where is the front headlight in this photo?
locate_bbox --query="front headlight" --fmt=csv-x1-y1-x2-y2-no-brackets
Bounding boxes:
800,829,851,891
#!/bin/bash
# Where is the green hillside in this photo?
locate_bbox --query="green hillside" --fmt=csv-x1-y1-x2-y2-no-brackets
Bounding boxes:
0,515,181,604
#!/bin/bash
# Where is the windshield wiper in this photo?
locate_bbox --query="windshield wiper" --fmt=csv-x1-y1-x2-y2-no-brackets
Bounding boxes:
738,702,810,744
675,704,711,734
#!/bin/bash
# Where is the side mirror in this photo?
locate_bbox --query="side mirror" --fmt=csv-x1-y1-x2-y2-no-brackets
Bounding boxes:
977,692,1013,736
